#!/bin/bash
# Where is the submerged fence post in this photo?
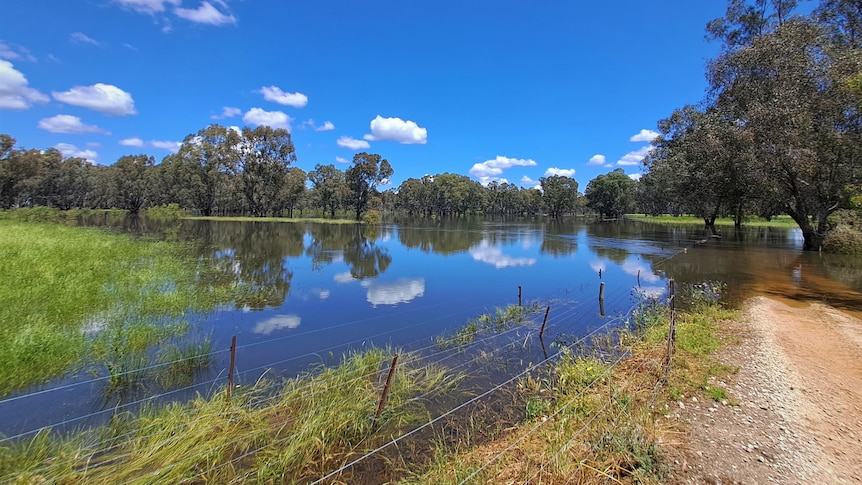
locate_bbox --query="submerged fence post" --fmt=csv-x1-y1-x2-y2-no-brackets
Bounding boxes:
637,269,641,287
539,306,551,339
599,282,606,317
518,286,522,308
227,335,237,401
376,354,399,420
665,279,676,373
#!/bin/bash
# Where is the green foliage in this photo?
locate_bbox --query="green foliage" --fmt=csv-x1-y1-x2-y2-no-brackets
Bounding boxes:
680,281,727,310
539,174,579,218
822,223,862,254
145,203,188,220
585,168,637,219
362,209,381,225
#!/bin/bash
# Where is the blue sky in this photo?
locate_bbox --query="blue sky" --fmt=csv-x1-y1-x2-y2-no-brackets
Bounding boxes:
0,0,725,189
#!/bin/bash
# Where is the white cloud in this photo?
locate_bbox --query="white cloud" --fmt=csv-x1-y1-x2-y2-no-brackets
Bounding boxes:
253,314,301,335
469,155,537,179
316,121,335,131
38,115,108,134
616,146,653,166
520,175,538,186
0,42,36,62
337,136,370,150
628,173,642,181
469,240,536,269
363,115,427,144
114,0,180,13
70,32,100,46
335,156,350,164
52,83,136,116
174,1,236,25
211,106,241,119
150,140,181,152
587,154,606,166
543,167,576,178
629,129,660,143
589,260,606,274
54,143,98,163
333,271,354,283
476,176,509,187
259,86,307,107
360,278,425,306
119,137,144,147
621,258,660,283
0,60,49,110
243,107,292,131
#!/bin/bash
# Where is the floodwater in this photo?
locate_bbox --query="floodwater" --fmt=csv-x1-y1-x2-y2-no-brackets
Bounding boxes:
2,217,860,438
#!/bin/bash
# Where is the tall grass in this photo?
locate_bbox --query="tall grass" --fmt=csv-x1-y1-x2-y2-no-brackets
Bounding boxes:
625,213,799,228
0,220,232,396
1,347,462,484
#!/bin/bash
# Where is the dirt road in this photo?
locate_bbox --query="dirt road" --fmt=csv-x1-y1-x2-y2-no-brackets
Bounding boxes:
668,296,862,484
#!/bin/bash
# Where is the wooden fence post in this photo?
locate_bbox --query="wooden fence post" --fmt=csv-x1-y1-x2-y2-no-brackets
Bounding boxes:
227,335,237,401
376,354,399,420
665,279,676,373
539,306,551,339
518,286,522,308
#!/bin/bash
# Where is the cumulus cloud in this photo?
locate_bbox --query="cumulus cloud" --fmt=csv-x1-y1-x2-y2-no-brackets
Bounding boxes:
52,83,136,116
150,140,181,152
363,115,427,144
243,107,292,130
54,143,98,163
520,175,538,187
119,137,144,147
469,241,536,269
360,278,425,306
587,154,606,166
114,0,180,13
628,173,642,181
337,136,370,150
629,129,660,143
38,114,108,134
253,314,301,335
616,146,653,166
259,86,307,107
335,156,350,164
70,32,100,46
175,1,236,25
0,60,49,110
621,258,660,283
302,119,335,131
211,106,241,119
333,271,354,283
469,155,537,180
543,167,576,178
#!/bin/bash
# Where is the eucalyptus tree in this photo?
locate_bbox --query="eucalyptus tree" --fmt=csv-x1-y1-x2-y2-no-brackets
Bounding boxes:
280,167,307,217
395,177,427,216
345,152,393,220
237,126,296,217
584,169,636,219
169,124,242,216
708,7,862,248
112,154,156,214
308,163,347,217
539,175,579,218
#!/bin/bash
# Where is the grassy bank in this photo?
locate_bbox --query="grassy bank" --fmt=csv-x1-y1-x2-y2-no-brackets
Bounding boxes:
0,285,737,482
0,219,232,396
626,214,799,228
1,347,462,484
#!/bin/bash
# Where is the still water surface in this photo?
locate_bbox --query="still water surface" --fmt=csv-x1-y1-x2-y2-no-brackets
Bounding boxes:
3,218,861,437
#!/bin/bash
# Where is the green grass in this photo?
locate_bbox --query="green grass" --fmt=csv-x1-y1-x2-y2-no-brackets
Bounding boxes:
184,215,358,224
1,347,462,484
0,220,234,396
625,214,800,228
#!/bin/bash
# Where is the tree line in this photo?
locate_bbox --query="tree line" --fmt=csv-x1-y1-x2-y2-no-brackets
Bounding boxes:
1,126,640,220
640,0,862,250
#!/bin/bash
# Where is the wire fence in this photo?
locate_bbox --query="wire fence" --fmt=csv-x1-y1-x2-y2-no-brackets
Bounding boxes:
1,275,680,484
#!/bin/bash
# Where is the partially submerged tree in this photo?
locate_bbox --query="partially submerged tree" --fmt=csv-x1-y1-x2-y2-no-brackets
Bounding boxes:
345,152,393,221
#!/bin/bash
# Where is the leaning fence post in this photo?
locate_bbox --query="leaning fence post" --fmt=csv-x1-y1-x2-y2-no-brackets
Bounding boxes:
227,335,237,401
376,354,399,420
539,306,551,339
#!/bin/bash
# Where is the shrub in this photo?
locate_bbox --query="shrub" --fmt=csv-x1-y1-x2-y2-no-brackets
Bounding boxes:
361,209,381,225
